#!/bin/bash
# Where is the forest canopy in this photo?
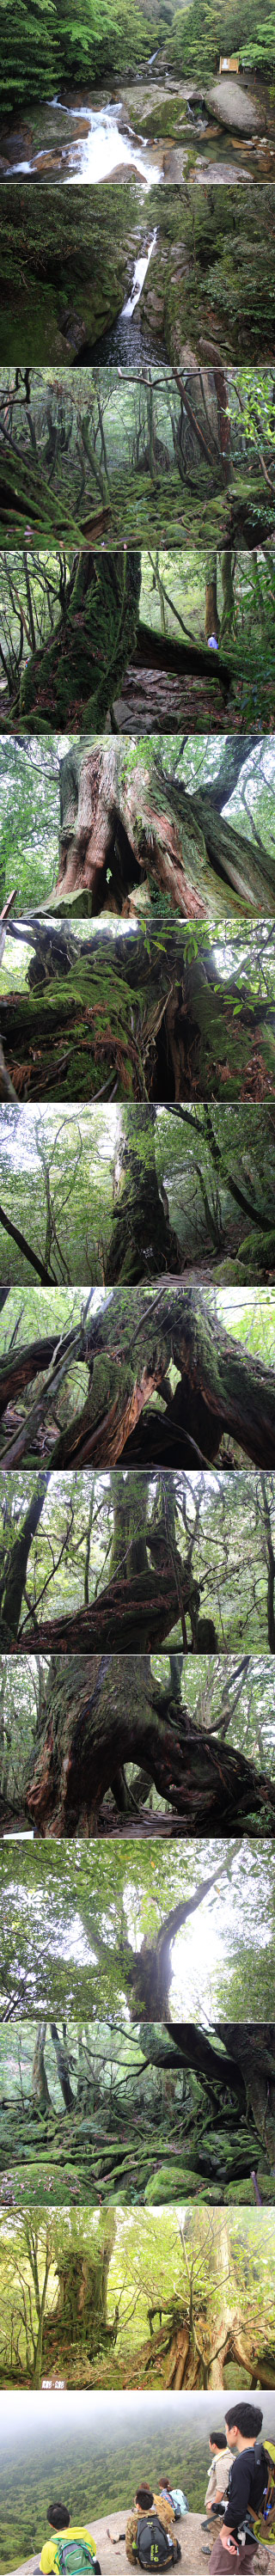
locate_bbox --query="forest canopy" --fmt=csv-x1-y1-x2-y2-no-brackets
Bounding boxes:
0,1833,274,2022
1,0,275,119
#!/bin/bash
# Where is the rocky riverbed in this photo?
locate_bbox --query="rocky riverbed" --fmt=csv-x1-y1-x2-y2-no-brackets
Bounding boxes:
0,69,274,185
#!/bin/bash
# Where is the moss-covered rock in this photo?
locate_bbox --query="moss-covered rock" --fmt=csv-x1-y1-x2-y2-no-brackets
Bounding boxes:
144,2163,211,2199
227,2175,275,2203
240,1228,275,1267
2,2158,82,2205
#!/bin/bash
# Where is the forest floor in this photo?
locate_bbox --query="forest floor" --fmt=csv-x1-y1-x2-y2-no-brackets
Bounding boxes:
9,2512,263,2576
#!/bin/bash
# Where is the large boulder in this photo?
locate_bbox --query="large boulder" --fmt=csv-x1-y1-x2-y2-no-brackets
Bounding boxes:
207,75,265,132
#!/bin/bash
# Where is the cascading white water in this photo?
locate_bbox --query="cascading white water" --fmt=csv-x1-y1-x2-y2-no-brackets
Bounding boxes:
65,103,160,185
11,97,162,184
121,227,158,315
46,96,159,187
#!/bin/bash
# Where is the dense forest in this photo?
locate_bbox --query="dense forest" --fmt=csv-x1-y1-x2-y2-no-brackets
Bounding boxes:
2,2016,275,2206
0,2202,274,2391
0,1640,275,1841
1,1281,275,1478
1,188,275,372
0,1465,274,1657
0,1832,275,2020
1,1102,275,1288
2,0,275,118
1,366,275,551
0,916,274,1102
0,546,274,737
1,734,275,924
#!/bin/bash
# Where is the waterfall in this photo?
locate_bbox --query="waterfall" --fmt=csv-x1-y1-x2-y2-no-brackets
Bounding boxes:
121,229,158,316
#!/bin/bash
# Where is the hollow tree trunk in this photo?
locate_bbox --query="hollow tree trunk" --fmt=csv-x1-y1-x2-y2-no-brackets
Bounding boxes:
56,741,212,921
56,739,273,921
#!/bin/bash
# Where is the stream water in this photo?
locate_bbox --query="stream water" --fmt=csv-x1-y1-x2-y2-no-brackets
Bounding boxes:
8,69,274,185
13,95,163,186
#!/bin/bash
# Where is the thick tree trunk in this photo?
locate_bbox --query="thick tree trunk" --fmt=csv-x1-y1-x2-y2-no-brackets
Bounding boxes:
19,1649,275,1839
42,2213,116,2371
56,742,275,920
127,1871,225,2021
3,1283,275,1475
2,919,274,1104
106,1105,179,1282
19,553,142,730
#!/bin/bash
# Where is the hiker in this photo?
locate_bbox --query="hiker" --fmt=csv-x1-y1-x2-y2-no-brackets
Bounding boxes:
40,2501,101,2573
125,2486,180,2569
158,2483,188,2519
201,2432,231,2547
209,2401,270,2575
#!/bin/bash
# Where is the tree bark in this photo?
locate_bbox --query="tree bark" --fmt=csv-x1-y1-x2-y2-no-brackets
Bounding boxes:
105,1105,179,1283
19,553,142,730
17,1648,275,1839
3,1283,275,1474
39,2213,116,2377
56,742,275,920
0,1472,49,1646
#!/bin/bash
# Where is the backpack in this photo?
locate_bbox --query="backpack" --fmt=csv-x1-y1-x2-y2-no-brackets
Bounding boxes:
133,2516,181,2570
170,2494,188,2521
246,2443,275,2544
55,2547,101,2575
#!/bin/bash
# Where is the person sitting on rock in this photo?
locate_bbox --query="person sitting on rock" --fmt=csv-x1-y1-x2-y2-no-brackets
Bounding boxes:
40,2501,100,2571
125,2487,175,2566
158,2481,188,2519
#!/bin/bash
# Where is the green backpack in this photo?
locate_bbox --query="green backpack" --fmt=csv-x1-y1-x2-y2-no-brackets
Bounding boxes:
55,2544,99,2574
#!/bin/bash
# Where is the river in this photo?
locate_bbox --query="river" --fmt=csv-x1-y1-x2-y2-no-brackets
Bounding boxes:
11,94,163,185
